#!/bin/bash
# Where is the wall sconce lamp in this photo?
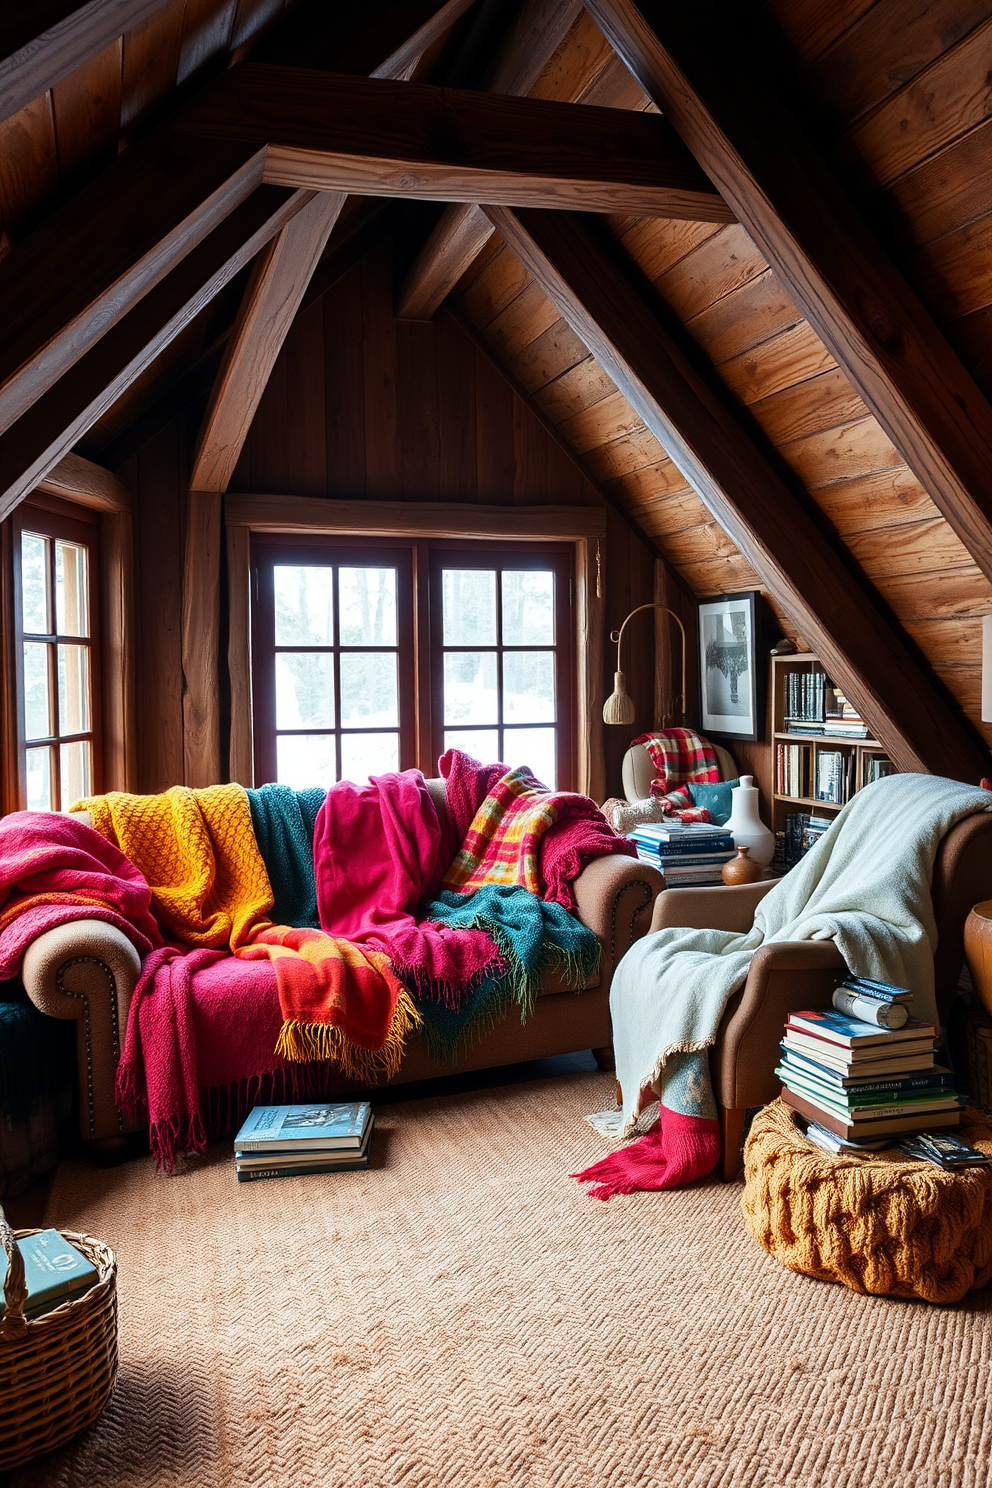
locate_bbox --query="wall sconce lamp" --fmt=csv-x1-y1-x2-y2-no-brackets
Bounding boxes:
603,603,688,726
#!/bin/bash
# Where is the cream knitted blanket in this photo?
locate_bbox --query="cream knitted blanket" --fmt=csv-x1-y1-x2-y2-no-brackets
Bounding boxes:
610,773,992,1135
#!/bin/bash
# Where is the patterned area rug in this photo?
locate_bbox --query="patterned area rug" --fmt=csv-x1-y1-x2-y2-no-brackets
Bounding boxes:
13,1069,992,1488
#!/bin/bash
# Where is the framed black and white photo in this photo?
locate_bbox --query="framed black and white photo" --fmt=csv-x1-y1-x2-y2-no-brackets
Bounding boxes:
698,592,765,742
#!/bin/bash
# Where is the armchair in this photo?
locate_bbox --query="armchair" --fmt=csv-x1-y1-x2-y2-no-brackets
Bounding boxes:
650,809,992,1180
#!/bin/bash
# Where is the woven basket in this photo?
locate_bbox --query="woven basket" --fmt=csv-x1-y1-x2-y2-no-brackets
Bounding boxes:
0,1207,118,1472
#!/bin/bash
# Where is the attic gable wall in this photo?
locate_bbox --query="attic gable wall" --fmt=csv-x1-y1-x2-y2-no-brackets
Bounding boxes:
442,2,992,755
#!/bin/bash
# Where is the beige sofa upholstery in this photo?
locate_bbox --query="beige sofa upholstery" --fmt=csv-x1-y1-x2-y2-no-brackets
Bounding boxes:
17,781,663,1156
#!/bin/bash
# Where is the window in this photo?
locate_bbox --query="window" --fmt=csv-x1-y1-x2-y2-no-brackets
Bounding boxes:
252,539,573,789
430,549,571,790
5,503,100,811
252,542,415,789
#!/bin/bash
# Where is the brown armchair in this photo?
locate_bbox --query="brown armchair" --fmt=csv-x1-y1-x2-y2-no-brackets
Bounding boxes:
650,810,992,1180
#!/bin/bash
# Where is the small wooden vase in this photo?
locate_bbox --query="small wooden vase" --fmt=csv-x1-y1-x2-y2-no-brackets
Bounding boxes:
722,845,764,886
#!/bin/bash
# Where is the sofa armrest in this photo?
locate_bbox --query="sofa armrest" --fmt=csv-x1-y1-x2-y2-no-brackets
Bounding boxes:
713,939,847,1111
21,919,142,1143
572,854,664,985
651,879,778,935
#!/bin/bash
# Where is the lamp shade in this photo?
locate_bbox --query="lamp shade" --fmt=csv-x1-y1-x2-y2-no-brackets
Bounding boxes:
603,670,636,726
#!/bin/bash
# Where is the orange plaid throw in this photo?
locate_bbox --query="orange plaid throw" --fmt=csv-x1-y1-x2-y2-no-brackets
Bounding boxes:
441,767,563,897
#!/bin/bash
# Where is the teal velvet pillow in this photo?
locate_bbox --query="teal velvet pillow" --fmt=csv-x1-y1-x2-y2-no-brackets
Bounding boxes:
686,778,739,826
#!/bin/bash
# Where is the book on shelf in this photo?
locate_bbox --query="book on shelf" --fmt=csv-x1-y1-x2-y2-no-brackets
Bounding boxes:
234,1101,372,1154
236,1120,374,1180
783,1086,962,1139
787,1009,936,1048
866,757,896,784
0,1229,98,1319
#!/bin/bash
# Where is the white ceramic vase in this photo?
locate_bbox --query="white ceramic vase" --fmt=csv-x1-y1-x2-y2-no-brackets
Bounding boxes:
724,775,775,866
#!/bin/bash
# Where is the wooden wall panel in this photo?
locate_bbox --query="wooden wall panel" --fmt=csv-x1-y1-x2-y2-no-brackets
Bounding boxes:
227,239,655,796
118,414,188,792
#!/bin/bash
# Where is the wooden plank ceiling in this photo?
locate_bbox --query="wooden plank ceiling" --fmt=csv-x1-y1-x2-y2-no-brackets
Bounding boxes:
1,0,991,765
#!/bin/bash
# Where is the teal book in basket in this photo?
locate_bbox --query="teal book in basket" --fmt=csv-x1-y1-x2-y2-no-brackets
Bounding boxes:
0,1228,98,1319
234,1101,372,1154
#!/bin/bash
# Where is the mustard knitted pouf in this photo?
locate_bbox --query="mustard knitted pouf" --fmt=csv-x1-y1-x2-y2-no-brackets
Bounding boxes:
741,1099,992,1303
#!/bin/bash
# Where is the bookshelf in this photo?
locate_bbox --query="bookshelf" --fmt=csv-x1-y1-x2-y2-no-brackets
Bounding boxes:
769,653,896,862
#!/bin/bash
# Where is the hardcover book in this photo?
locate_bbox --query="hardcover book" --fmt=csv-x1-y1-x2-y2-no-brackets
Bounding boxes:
0,1229,98,1319
234,1101,372,1153
787,1009,935,1047
782,1087,962,1139
781,1034,935,1074
776,1070,962,1120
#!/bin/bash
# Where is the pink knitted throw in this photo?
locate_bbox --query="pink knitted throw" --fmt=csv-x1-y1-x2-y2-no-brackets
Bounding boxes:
0,810,162,978
314,769,499,1003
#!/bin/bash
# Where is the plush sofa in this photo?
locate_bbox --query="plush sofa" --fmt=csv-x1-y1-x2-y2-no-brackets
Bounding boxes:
16,779,664,1158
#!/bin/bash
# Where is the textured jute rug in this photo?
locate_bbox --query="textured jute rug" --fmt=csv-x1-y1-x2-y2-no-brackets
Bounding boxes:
14,1067,992,1488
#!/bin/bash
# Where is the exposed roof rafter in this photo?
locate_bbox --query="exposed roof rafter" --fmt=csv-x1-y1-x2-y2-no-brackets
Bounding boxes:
484,205,989,783
585,0,992,585
0,0,168,126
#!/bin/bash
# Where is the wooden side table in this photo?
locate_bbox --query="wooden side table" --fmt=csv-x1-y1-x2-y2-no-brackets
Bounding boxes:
965,900,992,1017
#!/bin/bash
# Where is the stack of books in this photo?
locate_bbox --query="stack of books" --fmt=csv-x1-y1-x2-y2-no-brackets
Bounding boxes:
776,741,813,799
630,821,736,886
781,811,833,865
822,689,868,740
233,1101,373,1182
866,757,897,784
777,975,965,1152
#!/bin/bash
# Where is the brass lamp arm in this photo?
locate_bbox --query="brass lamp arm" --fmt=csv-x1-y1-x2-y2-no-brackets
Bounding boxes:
609,603,687,718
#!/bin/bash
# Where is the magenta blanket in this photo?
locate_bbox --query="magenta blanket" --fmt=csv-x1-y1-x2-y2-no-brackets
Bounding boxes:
116,947,340,1169
439,749,636,912
0,811,162,979
313,769,499,1002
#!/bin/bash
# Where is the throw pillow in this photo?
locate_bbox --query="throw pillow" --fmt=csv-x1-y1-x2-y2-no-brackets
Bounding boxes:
687,778,739,826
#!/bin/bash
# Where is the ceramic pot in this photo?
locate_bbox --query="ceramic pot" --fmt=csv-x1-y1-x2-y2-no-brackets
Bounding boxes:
965,900,992,1017
722,846,764,886
724,775,776,866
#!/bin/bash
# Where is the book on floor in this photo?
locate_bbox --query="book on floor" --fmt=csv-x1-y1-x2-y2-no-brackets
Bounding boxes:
782,1086,962,1140
236,1118,374,1180
0,1229,98,1319
234,1101,372,1154
786,1009,936,1048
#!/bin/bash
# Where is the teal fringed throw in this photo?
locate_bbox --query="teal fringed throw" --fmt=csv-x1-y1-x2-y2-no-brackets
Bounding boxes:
417,884,601,1053
246,784,326,929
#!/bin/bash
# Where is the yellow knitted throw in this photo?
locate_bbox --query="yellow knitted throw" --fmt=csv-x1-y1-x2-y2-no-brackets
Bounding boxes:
75,784,273,950
742,1098,992,1303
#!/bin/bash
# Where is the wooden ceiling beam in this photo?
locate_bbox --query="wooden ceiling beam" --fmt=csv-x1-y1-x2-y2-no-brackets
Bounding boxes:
188,1,469,496
0,132,269,442
177,65,733,220
585,0,992,586
35,452,129,513
189,191,347,492
0,0,168,125
397,0,583,321
0,186,306,521
485,206,989,783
